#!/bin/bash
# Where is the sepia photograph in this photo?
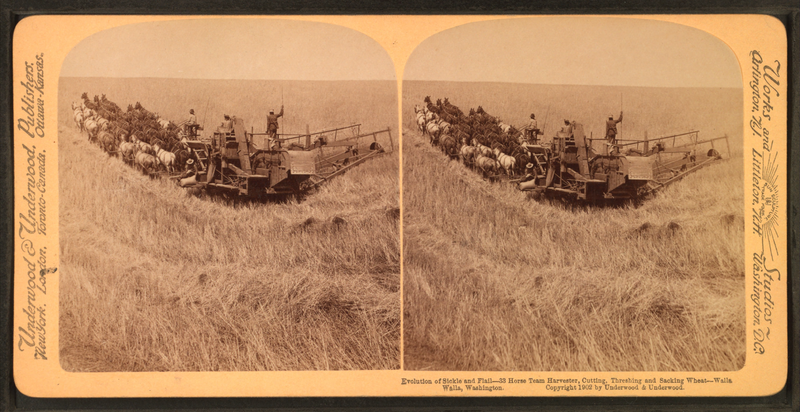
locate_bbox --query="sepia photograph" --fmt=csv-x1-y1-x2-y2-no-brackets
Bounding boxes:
11,13,788,398
57,18,400,372
402,17,746,371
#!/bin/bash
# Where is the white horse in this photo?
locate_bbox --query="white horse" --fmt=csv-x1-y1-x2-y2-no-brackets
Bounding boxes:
119,141,136,162
426,122,441,144
475,155,499,177
73,110,84,131
437,119,451,136
416,114,426,134
494,148,517,176
153,143,176,173
132,136,155,155
476,143,493,158
135,152,158,173
460,144,478,164
84,118,98,141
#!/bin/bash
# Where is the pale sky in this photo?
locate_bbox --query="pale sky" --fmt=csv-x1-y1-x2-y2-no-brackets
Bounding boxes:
404,17,742,88
61,19,395,81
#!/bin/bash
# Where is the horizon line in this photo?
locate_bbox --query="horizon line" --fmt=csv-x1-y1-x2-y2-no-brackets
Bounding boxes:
59,75,396,82
59,76,742,89
404,79,743,89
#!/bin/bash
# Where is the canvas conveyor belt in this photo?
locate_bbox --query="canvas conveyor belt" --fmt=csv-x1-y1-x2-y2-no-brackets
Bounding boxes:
312,148,384,186
648,155,724,192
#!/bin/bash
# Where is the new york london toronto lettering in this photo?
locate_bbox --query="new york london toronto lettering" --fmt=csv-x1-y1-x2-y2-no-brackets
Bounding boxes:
17,53,52,361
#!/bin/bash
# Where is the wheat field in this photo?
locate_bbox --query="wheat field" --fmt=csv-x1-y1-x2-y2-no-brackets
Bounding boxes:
58,77,746,372
58,78,399,371
402,81,745,371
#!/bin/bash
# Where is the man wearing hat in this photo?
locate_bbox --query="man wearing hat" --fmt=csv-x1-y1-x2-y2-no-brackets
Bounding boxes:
180,158,197,180
522,113,541,144
266,105,285,149
561,119,573,136
605,111,623,145
521,162,537,183
221,114,233,130
186,109,199,138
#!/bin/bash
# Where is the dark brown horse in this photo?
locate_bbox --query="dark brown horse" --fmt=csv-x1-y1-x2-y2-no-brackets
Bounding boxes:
439,134,459,157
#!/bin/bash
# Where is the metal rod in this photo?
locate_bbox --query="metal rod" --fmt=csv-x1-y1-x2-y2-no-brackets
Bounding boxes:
618,133,715,146
619,93,623,141
252,123,362,137
652,157,720,189
726,135,731,158
542,105,550,137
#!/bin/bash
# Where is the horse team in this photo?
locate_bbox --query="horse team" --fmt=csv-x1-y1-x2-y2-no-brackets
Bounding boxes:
72,93,190,176
74,93,532,181
414,96,531,180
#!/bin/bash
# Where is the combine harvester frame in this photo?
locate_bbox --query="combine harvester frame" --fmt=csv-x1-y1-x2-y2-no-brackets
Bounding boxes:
177,117,393,200
517,124,731,203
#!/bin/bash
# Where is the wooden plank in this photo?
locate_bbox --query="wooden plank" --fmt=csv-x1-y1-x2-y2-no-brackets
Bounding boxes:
567,167,587,182
567,167,604,183
228,163,247,176
573,124,591,175
232,118,251,171
205,158,215,183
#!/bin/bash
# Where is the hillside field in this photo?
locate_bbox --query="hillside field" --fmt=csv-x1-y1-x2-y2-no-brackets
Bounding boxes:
58,77,400,371
402,81,745,371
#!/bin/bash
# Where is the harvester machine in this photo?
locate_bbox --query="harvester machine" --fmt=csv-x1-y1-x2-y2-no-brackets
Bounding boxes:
179,117,392,200
518,123,730,202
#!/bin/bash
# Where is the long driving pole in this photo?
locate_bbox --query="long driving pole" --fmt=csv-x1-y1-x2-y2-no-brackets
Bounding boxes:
201,97,210,125
542,105,550,138
194,94,209,140
619,93,623,138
